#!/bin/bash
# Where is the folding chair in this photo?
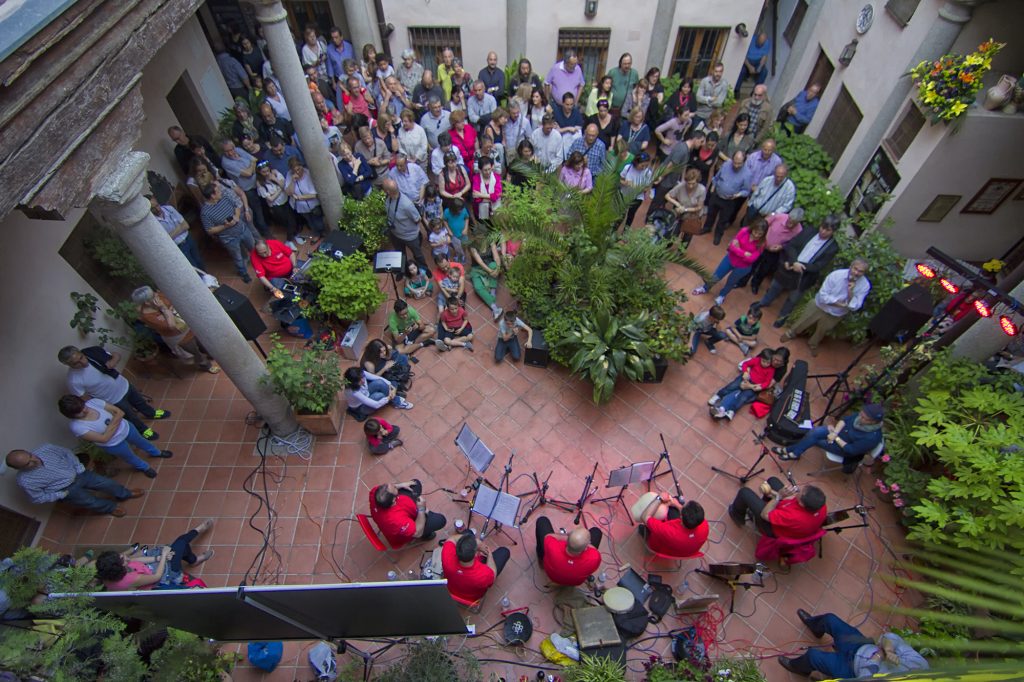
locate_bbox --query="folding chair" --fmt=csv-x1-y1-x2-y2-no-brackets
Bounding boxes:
643,548,704,572
356,513,429,565
755,528,828,567
449,592,483,613
808,438,885,477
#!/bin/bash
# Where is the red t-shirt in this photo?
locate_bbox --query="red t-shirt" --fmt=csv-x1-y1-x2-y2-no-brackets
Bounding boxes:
434,261,465,282
250,239,294,279
368,485,418,548
542,535,601,586
769,499,827,539
441,542,495,602
440,306,467,330
366,418,394,448
741,357,775,391
645,518,709,558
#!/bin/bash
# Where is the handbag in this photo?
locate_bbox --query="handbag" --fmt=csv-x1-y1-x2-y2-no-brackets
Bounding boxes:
680,213,704,235
755,389,776,406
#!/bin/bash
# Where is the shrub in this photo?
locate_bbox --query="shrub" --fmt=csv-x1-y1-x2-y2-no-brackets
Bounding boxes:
341,191,388,254
831,219,907,344
557,310,656,404
773,124,833,176
306,253,386,321
262,338,343,414
84,226,150,286
789,167,844,225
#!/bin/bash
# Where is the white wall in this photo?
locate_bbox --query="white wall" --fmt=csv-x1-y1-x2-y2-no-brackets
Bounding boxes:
666,0,765,78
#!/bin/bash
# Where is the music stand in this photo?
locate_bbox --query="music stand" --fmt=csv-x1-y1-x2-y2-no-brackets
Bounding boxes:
823,504,873,533
711,431,789,485
694,562,766,614
373,250,405,300
646,434,685,505
592,461,655,526
454,422,495,475
470,451,520,544
520,463,598,527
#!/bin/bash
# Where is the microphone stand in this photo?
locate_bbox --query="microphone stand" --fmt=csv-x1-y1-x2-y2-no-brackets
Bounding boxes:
712,431,790,486
545,462,598,527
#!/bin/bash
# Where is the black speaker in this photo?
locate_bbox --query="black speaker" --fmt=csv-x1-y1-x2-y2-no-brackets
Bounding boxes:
868,283,933,342
524,329,550,368
318,229,364,260
214,284,267,341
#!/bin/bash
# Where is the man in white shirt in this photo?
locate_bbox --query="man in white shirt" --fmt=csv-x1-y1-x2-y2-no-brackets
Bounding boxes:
467,80,497,128
530,114,564,173
744,164,796,225
503,101,532,157
781,260,871,356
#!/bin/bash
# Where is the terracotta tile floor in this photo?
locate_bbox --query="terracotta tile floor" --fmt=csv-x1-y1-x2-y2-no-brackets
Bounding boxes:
38,222,917,681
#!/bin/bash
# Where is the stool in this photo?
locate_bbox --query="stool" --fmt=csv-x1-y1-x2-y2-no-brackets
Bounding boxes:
808,438,884,477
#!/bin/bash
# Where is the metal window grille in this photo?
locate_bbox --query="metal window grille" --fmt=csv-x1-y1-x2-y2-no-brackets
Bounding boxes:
557,28,611,88
885,103,925,160
408,26,462,74
817,85,863,163
670,27,728,81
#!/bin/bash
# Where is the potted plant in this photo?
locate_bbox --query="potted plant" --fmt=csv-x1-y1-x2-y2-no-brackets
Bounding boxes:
262,337,344,434
69,292,158,361
910,39,1004,126
306,253,386,324
557,311,656,404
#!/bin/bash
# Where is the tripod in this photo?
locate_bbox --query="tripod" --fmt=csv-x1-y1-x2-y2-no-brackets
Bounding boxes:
474,451,520,545
592,479,634,526
646,433,685,505
520,463,598,527
336,639,401,682
807,343,875,424
712,431,790,486
823,504,874,533
694,565,766,614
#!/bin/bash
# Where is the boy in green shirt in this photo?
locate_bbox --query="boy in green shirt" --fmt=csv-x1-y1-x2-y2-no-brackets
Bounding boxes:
387,299,436,355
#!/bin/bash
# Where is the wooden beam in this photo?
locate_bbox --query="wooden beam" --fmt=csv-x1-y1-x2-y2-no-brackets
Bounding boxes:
0,0,203,220
0,0,107,87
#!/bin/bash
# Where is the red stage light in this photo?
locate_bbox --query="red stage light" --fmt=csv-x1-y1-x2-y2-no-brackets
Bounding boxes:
999,315,1019,336
974,299,993,318
939,278,959,294
916,263,936,279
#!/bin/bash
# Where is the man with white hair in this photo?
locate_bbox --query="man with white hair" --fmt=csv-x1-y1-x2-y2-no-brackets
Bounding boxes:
133,287,219,373
467,79,497,127
782,260,871,356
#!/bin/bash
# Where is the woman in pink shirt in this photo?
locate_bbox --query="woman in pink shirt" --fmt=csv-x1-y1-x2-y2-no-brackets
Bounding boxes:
471,157,502,220
94,519,215,590
559,151,593,194
693,217,767,304
740,207,805,294
448,109,477,171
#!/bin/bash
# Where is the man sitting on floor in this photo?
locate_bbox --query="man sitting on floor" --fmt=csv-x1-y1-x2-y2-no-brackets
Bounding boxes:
441,531,510,604
635,493,708,558
534,516,602,586
774,403,884,472
6,444,144,517
368,479,447,549
728,478,827,539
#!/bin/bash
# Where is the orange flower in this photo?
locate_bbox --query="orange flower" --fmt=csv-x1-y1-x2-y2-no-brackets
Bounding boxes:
960,73,974,83
979,40,992,51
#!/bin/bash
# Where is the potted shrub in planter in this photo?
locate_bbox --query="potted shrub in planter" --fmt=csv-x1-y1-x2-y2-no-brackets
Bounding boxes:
306,253,386,324
262,338,344,434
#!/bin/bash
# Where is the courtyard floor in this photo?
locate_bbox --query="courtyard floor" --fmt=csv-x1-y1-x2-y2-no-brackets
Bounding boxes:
38,220,915,681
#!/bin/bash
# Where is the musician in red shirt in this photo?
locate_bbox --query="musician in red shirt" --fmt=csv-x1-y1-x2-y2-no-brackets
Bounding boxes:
441,532,510,603
249,238,296,296
534,516,602,586
728,477,827,539
637,494,709,557
368,479,446,549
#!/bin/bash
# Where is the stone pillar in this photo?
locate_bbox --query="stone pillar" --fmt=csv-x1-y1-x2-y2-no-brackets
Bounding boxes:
835,1,973,193
250,0,343,229
646,0,676,72
507,0,527,62
341,0,380,53
91,151,299,437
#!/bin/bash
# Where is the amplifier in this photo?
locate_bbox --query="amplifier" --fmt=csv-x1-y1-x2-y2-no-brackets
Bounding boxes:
339,320,368,360
523,329,549,368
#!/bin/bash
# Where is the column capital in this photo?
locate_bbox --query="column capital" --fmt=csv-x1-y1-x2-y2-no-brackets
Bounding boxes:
246,0,289,24
93,150,152,226
939,0,984,24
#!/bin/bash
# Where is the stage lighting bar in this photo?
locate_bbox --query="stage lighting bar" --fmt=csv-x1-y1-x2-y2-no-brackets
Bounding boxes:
939,278,959,294
999,315,1019,336
974,299,993,318
915,263,936,279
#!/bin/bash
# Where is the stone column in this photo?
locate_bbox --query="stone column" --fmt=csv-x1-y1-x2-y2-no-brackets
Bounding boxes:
341,0,380,53
835,1,973,193
507,0,527,62
91,151,299,437
250,0,343,229
646,0,676,72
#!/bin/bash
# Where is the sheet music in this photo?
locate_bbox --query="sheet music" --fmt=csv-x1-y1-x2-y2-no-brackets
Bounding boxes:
471,485,520,527
469,441,494,474
607,461,655,488
633,461,655,483
607,466,632,488
455,423,478,454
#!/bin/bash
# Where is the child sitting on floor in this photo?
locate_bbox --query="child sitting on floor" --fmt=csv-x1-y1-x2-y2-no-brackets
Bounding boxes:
402,262,434,300
364,418,402,454
689,305,726,356
723,304,763,356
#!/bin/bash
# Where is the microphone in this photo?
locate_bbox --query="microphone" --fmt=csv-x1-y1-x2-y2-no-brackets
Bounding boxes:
785,470,796,486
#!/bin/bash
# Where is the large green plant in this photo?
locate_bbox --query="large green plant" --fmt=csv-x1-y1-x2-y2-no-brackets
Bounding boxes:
376,638,481,682
84,227,150,286
262,338,343,414
68,292,157,356
341,191,388,254
646,656,766,682
557,310,656,404
307,253,386,321
564,653,627,682
789,167,844,225
772,124,833,176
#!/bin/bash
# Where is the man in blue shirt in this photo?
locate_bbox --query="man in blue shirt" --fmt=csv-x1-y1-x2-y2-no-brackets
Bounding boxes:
736,32,771,97
326,27,356,91
784,84,822,134
705,150,752,245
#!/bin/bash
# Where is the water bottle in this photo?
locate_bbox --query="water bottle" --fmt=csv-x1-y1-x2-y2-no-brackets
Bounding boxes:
386,570,398,581
407,569,417,580
454,519,465,531
599,571,608,583
501,596,511,609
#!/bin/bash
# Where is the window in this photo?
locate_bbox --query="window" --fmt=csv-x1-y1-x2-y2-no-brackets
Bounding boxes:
783,0,808,46
884,103,925,160
817,85,862,163
885,0,922,27
557,28,611,87
670,27,729,81
806,48,834,92
284,1,334,37
408,26,462,74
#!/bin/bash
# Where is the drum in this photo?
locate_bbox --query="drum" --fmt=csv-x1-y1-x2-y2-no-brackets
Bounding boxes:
603,586,636,614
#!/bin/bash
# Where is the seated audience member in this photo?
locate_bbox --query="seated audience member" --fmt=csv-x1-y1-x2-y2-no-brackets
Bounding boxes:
388,298,436,354
6,445,143,517
402,262,435,300
495,309,534,364
343,367,412,419
721,303,763,356
368,479,446,548
468,244,504,321
435,263,467,315
57,395,171,478
779,612,928,679
688,305,726,356
436,295,475,352
360,339,413,397
59,345,168,440
534,516,602,587
95,519,215,590
441,532,510,604
708,348,775,421
249,238,296,296
728,478,827,539
471,157,502,221
133,287,219,373
336,142,375,199
774,404,884,471
364,418,402,454
635,494,709,558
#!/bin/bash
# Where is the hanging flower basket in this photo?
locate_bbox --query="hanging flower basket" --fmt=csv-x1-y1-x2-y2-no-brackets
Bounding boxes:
909,39,1004,127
